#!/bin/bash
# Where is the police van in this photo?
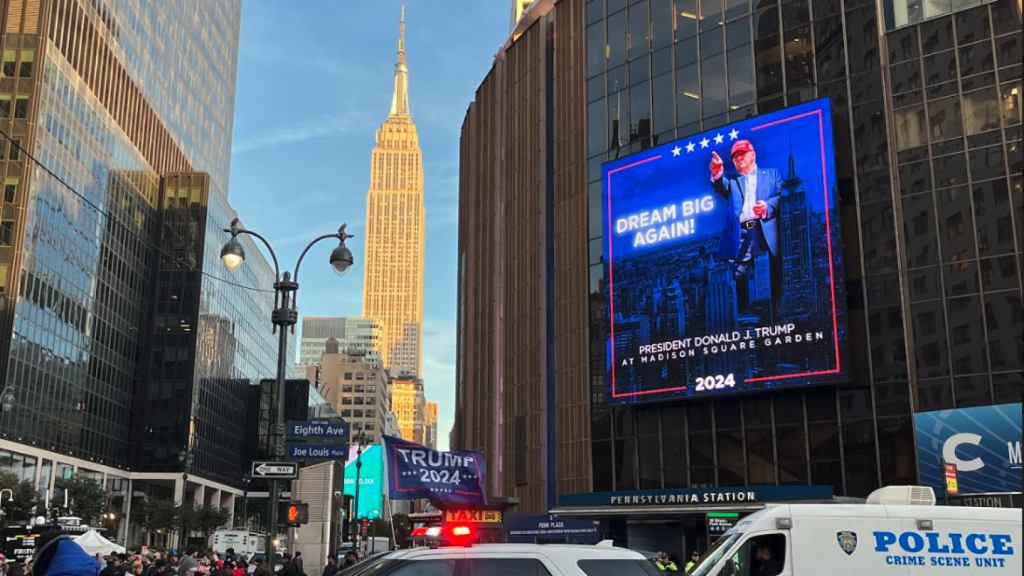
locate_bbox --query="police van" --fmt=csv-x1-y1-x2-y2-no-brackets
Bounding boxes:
688,486,1022,576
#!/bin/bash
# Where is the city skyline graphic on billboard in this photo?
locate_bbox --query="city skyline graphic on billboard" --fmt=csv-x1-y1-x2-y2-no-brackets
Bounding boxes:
602,99,849,405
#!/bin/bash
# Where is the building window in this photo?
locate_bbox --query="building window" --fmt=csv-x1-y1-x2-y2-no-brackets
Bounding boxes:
0,96,10,118
0,220,15,246
18,50,33,78
1,50,14,77
4,178,17,203
344,373,353,380
9,139,20,160
14,96,29,119
0,265,7,294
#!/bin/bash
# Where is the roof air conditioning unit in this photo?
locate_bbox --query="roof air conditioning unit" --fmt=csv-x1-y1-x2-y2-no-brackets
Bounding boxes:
867,486,937,506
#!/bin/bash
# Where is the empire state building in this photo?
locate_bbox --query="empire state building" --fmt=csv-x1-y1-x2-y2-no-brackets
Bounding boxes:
363,8,425,378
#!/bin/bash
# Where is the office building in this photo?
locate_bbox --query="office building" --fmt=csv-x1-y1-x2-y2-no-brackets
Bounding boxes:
392,379,426,443
425,401,438,449
299,316,381,365
456,0,1022,549
299,339,390,445
454,0,591,513
0,0,282,544
362,8,425,379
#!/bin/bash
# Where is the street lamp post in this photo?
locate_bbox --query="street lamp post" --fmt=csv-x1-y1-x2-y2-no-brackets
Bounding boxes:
241,476,251,530
177,448,194,551
220,218,355,572
351,431,369,543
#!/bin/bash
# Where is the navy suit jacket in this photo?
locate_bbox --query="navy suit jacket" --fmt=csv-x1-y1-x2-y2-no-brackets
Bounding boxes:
711,166,783,260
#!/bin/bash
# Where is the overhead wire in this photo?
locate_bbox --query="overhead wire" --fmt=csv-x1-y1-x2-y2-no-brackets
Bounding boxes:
0,127,275,294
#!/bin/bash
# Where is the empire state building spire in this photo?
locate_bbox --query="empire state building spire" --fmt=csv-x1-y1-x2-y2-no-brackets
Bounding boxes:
390,5,411,118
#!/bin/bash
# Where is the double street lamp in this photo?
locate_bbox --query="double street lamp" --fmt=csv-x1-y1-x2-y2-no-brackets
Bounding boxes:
177,448,194,551
220,218,355,573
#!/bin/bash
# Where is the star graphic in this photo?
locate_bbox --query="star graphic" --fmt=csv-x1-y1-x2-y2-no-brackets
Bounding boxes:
714,133,725,145
700,137,710,149
672,145,682,157
685,141,696,153
729,129,740,140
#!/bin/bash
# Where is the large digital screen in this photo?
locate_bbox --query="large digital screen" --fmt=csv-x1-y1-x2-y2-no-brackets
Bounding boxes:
603,99,849,405
344,444,383,519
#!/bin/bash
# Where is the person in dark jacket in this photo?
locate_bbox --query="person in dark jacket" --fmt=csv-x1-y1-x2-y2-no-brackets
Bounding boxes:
319,556,338,576
275,555,299,576
31,530,102,576
6,557,27,576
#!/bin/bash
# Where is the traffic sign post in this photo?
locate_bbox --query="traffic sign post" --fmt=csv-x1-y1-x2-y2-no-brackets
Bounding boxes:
251,461,300,480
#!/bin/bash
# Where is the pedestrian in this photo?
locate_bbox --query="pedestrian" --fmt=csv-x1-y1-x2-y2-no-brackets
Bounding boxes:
685,551,700,573
30,530,102,576
99,557,119,576
275,554,299,576
129,560,144,576
7,556,26,576
290,554,303,576
340,553,357,570
24,560,34,576
654,552,679,573
176,548,198,576
319,556,337,576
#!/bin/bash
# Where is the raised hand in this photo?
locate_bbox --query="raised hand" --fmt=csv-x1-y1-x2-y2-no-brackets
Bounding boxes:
710,151,724,179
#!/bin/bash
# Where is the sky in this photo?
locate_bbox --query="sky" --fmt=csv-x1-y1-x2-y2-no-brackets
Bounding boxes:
228,1,510,450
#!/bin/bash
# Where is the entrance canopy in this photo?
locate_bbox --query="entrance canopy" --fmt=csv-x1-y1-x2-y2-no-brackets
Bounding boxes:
550,486,839,518
73,530,125,557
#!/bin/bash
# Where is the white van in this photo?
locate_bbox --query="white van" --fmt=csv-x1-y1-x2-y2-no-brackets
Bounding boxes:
210,530,266,558
688,487,1022,576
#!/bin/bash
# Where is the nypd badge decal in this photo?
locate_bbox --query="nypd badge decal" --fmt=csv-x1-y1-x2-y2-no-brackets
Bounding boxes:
838,531,858,556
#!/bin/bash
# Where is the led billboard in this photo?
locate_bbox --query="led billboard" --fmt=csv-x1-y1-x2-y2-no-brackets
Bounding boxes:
344,444,383,519
602,99,848,405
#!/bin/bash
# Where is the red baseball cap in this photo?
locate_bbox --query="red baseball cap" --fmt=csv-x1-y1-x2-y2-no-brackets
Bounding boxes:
731,139,754,158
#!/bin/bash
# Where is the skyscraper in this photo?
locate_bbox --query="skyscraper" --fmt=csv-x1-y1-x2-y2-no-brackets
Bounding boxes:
299,316,381,365
0,0,281,542
363,7,424,379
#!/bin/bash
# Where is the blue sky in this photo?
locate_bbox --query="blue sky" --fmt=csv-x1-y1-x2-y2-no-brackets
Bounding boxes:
229,1,509,449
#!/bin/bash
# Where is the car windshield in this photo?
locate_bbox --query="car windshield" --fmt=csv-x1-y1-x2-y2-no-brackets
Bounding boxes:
689,533,743,576
338,557,397,576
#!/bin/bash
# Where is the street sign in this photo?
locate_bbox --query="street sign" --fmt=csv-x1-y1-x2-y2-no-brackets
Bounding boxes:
288,443,350,460
251,461,300,479
944,462,960,495
707,512,741,536
287,421,349,440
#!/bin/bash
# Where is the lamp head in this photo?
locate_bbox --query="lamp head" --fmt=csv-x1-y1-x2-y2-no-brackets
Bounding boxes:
329,242,354,277
1,389,14,413
220,237,245,270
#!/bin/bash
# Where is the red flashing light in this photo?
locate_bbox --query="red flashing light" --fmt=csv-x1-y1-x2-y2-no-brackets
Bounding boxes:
451,526,472,537
411,527,428,537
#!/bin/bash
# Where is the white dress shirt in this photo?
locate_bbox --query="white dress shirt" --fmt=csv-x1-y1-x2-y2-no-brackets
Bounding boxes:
739,165,758,223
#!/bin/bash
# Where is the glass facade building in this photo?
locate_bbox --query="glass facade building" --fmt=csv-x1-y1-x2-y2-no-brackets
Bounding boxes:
584,0,1021,501
0,0,282,503
299,316,382,366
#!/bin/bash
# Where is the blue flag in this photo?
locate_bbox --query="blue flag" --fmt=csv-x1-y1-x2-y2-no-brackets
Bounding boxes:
382,435,487,505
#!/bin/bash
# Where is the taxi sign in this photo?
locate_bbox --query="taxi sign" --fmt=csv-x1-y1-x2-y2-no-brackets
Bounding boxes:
444,509,503,524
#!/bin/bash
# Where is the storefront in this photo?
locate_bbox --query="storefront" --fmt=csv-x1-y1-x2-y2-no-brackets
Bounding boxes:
551,486,837,563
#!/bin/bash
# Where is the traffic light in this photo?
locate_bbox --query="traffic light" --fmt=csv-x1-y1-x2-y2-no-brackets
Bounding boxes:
280,501,309,526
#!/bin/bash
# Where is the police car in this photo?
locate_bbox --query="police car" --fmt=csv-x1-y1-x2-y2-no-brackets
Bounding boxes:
336,542,660,575
687,486,1022,576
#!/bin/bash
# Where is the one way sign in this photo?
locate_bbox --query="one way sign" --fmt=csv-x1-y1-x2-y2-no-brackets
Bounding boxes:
251,461,299,479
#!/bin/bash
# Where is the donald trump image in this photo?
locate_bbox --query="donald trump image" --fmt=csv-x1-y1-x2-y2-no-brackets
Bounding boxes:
710,139,783,316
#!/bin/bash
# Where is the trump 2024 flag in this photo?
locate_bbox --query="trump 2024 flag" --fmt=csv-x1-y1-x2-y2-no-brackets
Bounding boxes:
382,435,487,505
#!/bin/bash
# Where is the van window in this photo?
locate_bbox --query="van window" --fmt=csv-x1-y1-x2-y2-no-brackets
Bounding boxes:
388,560,456,576
578,559,663,575
464,559,552,575
729,534,787,576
